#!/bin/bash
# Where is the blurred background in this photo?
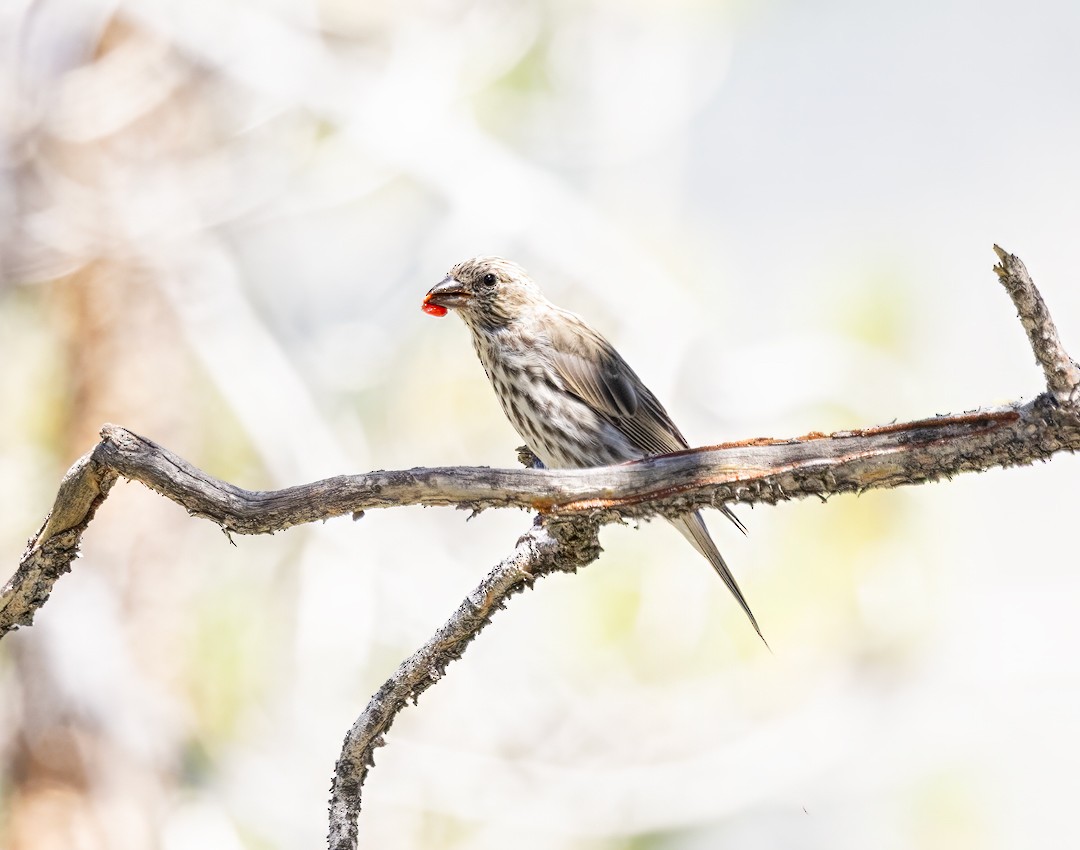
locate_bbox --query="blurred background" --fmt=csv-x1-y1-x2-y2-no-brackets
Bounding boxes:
2,0,1079,847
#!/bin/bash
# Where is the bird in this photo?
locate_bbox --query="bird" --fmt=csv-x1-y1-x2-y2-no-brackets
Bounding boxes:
422,256,762,641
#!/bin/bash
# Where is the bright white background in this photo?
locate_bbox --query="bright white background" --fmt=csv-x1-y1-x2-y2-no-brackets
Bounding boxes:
1,0,1078,848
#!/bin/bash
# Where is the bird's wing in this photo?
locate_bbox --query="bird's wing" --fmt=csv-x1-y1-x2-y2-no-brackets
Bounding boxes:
543,309,754,628
542,310,689,456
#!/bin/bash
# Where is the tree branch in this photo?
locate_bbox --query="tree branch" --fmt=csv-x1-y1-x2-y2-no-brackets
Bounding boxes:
327,515,601,850
6,402,1078,640
994,245,1080,404
3,247,1078,848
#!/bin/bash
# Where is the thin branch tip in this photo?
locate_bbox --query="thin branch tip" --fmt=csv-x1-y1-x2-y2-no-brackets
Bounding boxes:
990,245,1080,405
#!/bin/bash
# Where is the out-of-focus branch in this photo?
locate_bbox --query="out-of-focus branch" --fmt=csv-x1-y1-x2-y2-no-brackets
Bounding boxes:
327,515,601,850
2,247,1079,848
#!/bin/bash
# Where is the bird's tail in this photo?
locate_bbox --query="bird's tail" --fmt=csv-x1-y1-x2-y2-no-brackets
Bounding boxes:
671,511,766,646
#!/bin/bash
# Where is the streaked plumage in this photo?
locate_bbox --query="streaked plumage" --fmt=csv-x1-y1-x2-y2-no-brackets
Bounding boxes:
424,256,762,640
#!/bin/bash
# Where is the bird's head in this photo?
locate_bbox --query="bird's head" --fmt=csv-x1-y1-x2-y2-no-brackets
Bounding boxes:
423,256,544,330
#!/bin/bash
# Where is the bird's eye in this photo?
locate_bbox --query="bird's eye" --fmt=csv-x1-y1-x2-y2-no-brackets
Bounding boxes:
481,272,497,288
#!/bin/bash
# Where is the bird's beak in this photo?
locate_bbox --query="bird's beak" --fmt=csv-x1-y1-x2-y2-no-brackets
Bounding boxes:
424,276,471,310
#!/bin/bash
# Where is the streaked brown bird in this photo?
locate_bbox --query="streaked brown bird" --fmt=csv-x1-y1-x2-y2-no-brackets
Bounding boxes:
423,256,762,641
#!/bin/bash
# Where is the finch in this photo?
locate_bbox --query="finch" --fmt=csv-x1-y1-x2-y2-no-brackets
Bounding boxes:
423,256,762,641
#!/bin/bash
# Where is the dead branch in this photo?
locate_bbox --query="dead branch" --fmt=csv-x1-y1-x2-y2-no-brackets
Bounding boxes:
2,247,1078,849
327,515,601,850
993,245,1080,403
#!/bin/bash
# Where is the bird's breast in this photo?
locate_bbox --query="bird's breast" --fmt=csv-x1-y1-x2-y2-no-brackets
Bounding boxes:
471,329,638,469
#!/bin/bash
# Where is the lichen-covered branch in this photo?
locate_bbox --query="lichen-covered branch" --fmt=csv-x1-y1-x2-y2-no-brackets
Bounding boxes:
327,515,601,850
994,245,1080,403
5,396,1079,639
2,247,1079,850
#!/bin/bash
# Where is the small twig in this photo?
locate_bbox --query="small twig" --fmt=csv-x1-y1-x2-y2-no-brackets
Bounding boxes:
994,245,1080,403
326,515,600,850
